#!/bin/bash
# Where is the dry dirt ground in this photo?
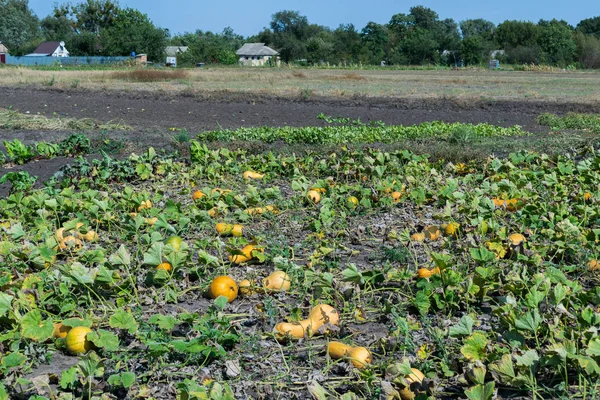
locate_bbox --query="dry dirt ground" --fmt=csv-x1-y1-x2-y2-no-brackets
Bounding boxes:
1,85,599,198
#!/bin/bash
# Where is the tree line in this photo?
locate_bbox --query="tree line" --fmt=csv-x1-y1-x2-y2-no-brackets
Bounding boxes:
1,0,599,68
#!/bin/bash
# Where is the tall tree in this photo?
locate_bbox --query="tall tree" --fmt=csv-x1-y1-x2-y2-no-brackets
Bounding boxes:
100,7,167,61
332,24,363,64
459,19,496,65
266,10,311,63
577,16,600,38
460,19,495,40
537,19,576,66
0,0,40,54
361,22,389,64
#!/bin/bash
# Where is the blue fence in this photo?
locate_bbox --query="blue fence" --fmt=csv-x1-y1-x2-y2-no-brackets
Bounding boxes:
4,55,131,66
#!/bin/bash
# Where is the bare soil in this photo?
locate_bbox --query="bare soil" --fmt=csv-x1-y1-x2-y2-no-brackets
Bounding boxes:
1,85,599,199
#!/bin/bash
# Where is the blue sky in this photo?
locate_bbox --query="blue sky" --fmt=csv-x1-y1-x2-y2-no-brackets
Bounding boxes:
28,0,598,37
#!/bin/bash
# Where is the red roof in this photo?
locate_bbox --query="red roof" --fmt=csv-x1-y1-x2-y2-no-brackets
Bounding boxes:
32,41,62,55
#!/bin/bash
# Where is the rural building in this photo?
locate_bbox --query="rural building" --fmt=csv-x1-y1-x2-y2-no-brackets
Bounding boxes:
135,53,148,65
236,43,279,66
27,41,70,57
0,41,8,64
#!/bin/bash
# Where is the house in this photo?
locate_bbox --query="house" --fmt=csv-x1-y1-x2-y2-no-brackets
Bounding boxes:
0,41,7,64
27,41,69,57
236,43,279,66
165,46,188,57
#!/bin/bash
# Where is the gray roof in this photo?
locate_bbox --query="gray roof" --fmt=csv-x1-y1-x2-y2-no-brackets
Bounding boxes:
165,46,189,56
236,43,278,57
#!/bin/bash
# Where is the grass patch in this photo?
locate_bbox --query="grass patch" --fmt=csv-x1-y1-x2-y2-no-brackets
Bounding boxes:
0,108,131,131
111,68,189,82
537,112,600,133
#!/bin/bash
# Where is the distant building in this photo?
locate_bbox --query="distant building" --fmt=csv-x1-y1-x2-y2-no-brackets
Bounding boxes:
165,46,189,57
236,43,279,66
0,41,7,64
490,50,505,59
27,41,69,57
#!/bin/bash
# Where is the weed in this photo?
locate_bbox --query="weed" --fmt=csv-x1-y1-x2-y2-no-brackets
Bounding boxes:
112,69,189,82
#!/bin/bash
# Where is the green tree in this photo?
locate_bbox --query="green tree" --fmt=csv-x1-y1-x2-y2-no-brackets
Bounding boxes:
460,19,495,41
574,31,600,68
0,0,40,55
537,19,576,66
332,24,363,64
495,20,539,48
577,16,600,38
459,19,496,65
100,8,167,61
400,28,439,64
360,22,389,64
265,10,311,63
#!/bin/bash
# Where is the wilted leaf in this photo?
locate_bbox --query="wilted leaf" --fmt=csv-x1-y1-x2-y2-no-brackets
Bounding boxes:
461,332,488,361
465,382,495,400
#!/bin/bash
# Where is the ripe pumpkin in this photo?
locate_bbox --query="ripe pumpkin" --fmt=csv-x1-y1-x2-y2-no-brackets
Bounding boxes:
327,341,372,369
243,171,264,179
508,233,526,246
263,271,291,292
215,223,243,237
228,244,262,264
192,190,206,201
208,276,238,303
442,222,460,237
584,192,592,202
79,230,98,241
399,368,425,400
157,262,172,272
423,226,441,241
145,217,158,226
307,190,321,204
238,279,254,296
417,267,441,279
275,304,340,340
410,232,425,242
589,260,599,271
52,323,71,339
246,205,277,215
391,191,403,202
59,236,83,251
66,326,94,355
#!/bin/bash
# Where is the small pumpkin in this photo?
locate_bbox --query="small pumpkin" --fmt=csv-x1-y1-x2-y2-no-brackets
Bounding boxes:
243,171,264,180
208,276,238,303
508,233,526,246
157,262,172,272
66,326,94,355
417,267,440,279
307,190,321,204
53,323,71,339
192,190,206,201
423,226,441,241
399,368,426,400
263,271,291,292
327,341,372,369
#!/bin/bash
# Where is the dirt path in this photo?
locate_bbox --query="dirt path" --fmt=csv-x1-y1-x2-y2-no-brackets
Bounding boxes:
3,86,598,133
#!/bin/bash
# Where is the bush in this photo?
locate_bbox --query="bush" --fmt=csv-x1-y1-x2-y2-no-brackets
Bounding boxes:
505,45,542,64
575,32,600,69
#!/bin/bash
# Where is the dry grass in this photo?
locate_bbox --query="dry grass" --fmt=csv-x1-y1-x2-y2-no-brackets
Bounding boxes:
0,108,131,131
1,66,600,103
111,69,189,82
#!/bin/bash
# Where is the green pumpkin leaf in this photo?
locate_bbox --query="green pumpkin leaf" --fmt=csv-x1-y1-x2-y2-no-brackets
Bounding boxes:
461,332,489,361
21,310,53,342
87,329,119,351
109,309,138,334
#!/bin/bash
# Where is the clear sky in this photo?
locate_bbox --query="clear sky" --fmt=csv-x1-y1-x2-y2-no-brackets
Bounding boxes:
27,0,598,37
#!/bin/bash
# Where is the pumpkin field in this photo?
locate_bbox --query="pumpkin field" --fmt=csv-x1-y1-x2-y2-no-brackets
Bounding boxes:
1,84,600,400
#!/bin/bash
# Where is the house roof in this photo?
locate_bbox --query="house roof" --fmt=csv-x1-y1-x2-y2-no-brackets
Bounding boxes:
32,41,65,55
165,46,189,56
0,42,8,53
236,43,278,57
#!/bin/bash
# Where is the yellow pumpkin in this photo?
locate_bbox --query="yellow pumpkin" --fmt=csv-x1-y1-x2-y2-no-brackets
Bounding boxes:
262,271,291,292
66,326,94,355
243,171,264,180
208,276,238,303
52,323,71,339
307,190,321,204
